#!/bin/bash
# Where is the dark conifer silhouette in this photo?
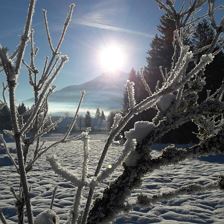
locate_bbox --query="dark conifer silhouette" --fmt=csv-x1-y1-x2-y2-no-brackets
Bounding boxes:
85,111,92,128
18,103,27,115
145,14,175,91
100,110,105,121
0,105,12,131
192,20,224,102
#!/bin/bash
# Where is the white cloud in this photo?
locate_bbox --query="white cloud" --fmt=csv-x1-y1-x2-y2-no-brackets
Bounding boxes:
75,19,153,38
74,0,153,38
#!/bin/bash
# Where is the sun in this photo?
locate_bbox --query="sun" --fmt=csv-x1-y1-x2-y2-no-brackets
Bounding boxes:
98,43,127,73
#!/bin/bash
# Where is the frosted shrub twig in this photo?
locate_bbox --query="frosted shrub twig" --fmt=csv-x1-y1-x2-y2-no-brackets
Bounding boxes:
50,186,57,210
0,1,76,223
136,176,224,207
0,209,8,224
70,132,89,224
47,156,88,187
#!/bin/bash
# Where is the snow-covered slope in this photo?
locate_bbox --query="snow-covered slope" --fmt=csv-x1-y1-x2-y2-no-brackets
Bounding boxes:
1,135,224,223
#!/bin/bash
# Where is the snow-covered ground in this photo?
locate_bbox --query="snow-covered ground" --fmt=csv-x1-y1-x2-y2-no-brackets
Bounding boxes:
1,134,224,223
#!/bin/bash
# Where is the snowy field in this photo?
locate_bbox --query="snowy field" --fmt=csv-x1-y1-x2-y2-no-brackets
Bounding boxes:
1,134,224,223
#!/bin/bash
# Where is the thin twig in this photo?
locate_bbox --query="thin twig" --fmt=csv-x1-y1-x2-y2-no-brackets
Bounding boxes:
0,209,8,224
71,134,89,224
43,4,75,78
10,187,20,201
43,9,55,52
0,134,19,172
50,186,58,209
15,0,36,74
21,58,67,135
64,91,85,141
137,180,221,207
2,82,7,105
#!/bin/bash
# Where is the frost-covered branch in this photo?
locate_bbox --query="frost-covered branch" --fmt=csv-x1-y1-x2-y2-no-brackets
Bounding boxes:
0,209,8,224
0,134,19,172
50,186,57,210
70,132,89,224
15,0,36,74
136,176,224,207
0,1,36,220
2,82,7,105
97,139,136,182
87,129,224,223
126,81,136,109
43,4,75,78
64,91,85,141
139,72,152,95
42,9,55,52
21,56,68,135
47,155,88,187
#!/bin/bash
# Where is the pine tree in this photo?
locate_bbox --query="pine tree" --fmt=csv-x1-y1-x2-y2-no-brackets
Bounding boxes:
85,111,92,128
145,14,176,91
94,108,101,130
192,20,224,101
18,103,27,115
95,108,101,120
100,110,105,121
77,114,83,131
0,105,12,131
107,111,117,130
192,19,214,49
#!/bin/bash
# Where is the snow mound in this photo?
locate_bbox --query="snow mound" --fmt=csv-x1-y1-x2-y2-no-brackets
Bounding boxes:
34,209,59,224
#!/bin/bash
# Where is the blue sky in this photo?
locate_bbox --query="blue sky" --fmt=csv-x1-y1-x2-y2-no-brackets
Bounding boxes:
0,0,223,101
0,0,162,101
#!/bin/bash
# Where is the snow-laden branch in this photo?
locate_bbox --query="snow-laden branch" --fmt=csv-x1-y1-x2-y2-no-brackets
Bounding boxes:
87,129,224,223
0,209,8,224
97,139,136,182
126,81,136,109
70,132,89,224
0,134,19,172
136,176,224,207
47,155,89,187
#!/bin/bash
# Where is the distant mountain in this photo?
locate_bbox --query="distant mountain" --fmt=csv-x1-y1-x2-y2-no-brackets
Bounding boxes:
27,72,129,114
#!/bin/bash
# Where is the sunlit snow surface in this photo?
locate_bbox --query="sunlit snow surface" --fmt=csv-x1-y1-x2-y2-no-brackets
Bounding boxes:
1,134,224,223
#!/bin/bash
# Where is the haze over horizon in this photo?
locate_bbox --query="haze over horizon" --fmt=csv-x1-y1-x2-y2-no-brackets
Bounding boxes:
25,71,129,115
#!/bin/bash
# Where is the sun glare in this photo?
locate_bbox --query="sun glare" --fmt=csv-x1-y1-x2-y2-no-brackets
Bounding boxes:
98,43,127,73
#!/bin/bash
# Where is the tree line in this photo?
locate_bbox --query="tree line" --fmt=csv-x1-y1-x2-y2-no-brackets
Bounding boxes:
61,108,107,132
0,103,27,132
0,105,109,133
